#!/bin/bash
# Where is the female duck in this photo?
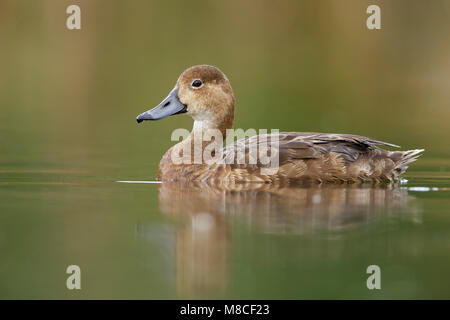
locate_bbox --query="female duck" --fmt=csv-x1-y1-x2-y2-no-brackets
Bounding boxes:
137,65,423,184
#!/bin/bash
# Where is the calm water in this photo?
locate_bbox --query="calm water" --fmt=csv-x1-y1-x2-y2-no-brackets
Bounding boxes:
0,156,449,299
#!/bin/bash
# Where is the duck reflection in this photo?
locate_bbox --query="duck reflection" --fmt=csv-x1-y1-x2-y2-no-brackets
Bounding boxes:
150,182,417,298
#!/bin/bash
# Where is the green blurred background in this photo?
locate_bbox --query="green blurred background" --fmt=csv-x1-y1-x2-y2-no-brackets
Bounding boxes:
1,0,450,299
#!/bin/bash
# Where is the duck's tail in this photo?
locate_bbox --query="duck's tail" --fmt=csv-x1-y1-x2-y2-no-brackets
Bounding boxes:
394,149,425,175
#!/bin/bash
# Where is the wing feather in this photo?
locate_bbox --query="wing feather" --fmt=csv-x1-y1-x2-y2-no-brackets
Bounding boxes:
222,132,398,166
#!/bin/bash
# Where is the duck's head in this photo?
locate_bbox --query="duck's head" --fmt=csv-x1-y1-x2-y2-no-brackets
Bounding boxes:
137,65,235,133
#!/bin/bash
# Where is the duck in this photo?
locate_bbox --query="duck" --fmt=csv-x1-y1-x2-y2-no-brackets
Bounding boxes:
136,65,423,184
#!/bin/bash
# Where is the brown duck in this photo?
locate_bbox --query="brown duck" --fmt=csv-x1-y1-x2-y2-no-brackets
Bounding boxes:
137,65,423,184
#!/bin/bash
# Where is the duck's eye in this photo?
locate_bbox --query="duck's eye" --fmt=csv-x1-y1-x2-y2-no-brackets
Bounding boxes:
191,79,203,88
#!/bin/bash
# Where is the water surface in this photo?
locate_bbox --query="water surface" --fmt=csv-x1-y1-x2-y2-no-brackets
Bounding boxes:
1,158,449,299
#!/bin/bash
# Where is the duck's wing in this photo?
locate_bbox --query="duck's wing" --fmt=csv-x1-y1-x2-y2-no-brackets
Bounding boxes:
280,132,400,149
277,132,399,161
222,132,399,168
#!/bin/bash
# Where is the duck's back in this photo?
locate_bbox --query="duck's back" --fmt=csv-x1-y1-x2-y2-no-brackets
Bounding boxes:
158,132,423,184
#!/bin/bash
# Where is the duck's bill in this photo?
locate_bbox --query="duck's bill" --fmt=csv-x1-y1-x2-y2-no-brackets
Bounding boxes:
136,88,187,123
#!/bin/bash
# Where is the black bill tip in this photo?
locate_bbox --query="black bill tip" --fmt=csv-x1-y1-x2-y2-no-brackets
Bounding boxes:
136,112,155,123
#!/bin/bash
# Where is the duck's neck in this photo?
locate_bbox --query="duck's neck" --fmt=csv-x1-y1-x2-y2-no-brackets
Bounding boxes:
186,117,233,150
192,109,234,137
165,114,234,166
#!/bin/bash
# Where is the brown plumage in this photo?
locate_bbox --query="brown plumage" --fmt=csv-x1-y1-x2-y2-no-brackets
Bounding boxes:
137,65,424,184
